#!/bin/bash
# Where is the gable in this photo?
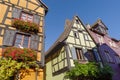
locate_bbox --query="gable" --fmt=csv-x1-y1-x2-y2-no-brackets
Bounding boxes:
66,16,96,48
90,19,108,35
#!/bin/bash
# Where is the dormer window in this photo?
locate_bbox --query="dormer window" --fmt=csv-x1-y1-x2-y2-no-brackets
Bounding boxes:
21,12,33,22
95,25,107,35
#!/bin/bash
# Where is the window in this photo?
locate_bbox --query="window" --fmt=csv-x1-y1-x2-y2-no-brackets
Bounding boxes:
104,50,114,63
75,48,84,60
21,12,33,22
14,33,30,48
76,19,79,24
87,50,95,61
74,32,79,38
84,34,89,40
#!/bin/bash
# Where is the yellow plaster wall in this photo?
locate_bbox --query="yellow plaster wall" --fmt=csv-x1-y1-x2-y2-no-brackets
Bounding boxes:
19,0,27,8
4,19,11,25
10,0,18,5
31,0,39,5
36,7,44,14
20,69,43,80
28,2,38,10
0,4,8,23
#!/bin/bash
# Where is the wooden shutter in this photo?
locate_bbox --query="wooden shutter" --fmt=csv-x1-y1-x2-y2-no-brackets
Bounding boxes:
30,34,39,50
92,48,101,61
3,30,16,46
12,8,22,19
71,47,77,59
82,48,87,60
33,14,40,24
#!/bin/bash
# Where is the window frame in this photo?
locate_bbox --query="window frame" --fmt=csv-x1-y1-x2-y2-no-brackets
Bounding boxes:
13,33,31,48
20,12,33,22
73,31,79,38
75,48,85,61
87,49,95,61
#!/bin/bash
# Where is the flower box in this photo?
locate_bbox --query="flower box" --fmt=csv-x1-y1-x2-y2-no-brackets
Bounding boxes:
3,47,37,62
12,19,39,34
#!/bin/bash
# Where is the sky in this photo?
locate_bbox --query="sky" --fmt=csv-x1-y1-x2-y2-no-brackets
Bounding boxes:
43,0,120,51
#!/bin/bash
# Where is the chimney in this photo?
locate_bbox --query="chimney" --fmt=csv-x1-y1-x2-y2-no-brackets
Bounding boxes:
64,19,71,30
86,24,91,29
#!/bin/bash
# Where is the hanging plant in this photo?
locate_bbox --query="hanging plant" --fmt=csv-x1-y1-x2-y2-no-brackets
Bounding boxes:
12,19,39,34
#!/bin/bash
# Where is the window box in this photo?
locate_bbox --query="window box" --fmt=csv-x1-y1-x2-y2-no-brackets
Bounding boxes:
12,19,39,34
3,47,37,62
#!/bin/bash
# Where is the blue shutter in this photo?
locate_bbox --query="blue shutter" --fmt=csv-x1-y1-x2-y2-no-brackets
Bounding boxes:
33,14,40,24
30,34,39,50
12,8,22,19
3,30,16,46
82,48,88,60
93,48,101,61
71,47,77,59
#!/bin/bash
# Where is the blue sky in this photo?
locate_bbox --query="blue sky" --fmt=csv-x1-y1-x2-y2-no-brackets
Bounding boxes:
43,0,120,51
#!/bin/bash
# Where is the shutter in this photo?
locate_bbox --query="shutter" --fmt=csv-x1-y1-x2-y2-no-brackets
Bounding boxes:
33,14,40,24
30,34,39,50
82,48,88,60
71,47,77,59
12,8,22,19
82,48,87,54
92,48,101,61
3,30,16,46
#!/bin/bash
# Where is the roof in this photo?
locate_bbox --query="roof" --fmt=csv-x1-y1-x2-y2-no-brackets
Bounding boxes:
45,18,73,57
90,19,108,30
38,0,48,15
45,16,93,57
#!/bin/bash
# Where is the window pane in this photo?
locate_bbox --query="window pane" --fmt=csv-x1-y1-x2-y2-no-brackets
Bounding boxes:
23,44,28,48
24,36,29,40
15,39,22,43
16,34,22,39
14,34,30,48
27,15,33,22
21,13,27,21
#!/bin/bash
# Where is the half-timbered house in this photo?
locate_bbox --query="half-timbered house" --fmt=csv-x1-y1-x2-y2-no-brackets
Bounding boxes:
87,19,120,80
45,16,101,80
0,0,48,80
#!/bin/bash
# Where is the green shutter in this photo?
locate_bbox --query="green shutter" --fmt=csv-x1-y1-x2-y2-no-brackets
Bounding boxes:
12,8,22,19
33,14,40,24
3,30,16,46
30,34,39,50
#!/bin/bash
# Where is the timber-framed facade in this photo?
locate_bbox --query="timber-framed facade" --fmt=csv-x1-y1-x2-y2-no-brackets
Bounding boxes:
0,0,48,80
45,16,101,80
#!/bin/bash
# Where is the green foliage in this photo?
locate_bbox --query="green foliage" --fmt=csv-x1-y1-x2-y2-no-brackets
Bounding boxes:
12,19,39,34
0,58,22,80
66,61,113,80
0,58,39,80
